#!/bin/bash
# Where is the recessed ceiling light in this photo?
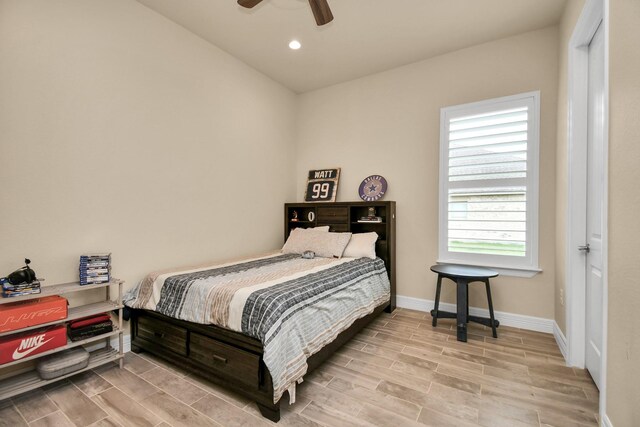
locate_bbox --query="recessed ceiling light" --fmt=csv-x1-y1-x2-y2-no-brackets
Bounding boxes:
289,40,301,50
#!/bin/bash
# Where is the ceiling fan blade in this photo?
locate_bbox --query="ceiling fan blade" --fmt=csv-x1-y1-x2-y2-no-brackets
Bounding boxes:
237,0,264,8
308,0,333,26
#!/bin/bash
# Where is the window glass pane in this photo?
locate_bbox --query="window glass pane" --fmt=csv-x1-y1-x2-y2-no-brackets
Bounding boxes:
449,161,527,178
447,188,526,257
449,151,527,167
448,107,528,183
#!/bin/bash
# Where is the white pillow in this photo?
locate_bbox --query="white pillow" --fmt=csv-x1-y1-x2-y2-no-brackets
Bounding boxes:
286,226,329,235
282,228,352,258
342,232,378,259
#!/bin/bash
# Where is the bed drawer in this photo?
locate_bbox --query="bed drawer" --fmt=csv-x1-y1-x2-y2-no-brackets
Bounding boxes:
317,207,348,223
137,315,188,356
189,332,260,387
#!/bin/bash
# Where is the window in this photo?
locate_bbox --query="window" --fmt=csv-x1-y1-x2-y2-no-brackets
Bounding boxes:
439,92,540,275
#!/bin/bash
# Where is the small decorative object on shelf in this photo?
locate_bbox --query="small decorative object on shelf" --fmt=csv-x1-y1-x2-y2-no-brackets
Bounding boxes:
304,168,340,202
291,210,299,222
79,253,111,285
2,259,41,298
357,206,383,223
358,175,388,202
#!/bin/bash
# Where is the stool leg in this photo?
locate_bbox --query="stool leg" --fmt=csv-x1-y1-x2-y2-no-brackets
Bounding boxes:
485,279,498,338
431,275,442,327
456,279,468,342
466,284,469,322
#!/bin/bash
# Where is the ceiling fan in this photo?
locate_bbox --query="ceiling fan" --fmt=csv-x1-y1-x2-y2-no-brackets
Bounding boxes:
237,0,334,26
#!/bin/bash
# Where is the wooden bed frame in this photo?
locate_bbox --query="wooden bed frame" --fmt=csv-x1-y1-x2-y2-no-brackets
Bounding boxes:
130,201,396,422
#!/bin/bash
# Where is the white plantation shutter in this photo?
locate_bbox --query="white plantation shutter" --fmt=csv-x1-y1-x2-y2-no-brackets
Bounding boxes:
439,92,540,273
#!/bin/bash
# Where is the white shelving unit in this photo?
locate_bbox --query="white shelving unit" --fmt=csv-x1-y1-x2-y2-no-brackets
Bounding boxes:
0,279,124,400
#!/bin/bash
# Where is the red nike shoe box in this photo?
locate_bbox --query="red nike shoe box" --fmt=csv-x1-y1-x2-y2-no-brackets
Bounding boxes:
0,296,68,333
0,325,66,364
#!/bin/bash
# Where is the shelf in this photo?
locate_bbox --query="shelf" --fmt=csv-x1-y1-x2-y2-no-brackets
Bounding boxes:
0,279,123,305
1,328,121,368
0,277,124,401
352,221,386,225
289,221,314,223
0,301,122,338
0,347,121,400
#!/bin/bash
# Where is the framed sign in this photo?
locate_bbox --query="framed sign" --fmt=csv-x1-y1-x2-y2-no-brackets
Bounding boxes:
304,168,340,202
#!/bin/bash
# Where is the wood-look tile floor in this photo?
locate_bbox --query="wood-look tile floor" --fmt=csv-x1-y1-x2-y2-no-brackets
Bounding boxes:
0,308,599,427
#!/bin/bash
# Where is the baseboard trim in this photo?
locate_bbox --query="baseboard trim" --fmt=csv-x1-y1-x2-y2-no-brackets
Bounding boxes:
396,295,554,334
602,414,613,427
553,321,568,362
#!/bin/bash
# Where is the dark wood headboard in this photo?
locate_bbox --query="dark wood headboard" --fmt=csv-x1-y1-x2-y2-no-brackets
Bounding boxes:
284,201,396,312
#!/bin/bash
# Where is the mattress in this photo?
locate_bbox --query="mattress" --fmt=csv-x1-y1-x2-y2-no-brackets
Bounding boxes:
124,252,390,403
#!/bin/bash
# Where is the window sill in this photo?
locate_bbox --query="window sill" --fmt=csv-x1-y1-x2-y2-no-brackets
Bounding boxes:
436,260,542,278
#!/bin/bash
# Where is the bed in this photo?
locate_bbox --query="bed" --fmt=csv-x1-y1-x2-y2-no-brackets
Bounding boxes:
126,201,396,422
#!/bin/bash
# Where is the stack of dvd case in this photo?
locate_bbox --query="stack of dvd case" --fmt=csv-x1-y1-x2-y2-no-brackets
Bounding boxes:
0,277,41,297
357,215,383,223
79,253,111,286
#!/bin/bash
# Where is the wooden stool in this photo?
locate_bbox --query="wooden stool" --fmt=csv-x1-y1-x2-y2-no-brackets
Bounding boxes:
429,264,499,342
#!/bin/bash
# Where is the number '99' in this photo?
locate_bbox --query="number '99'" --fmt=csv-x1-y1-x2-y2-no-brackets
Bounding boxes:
311,183,330,199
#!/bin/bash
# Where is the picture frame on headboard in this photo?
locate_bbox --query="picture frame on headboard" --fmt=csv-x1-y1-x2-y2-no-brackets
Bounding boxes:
304,168,340,202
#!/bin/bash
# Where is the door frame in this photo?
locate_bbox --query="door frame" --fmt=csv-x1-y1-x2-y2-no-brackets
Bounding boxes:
565,0,609,419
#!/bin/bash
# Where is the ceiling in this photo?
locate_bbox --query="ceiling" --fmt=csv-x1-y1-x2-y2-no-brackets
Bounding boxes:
136,0,566,93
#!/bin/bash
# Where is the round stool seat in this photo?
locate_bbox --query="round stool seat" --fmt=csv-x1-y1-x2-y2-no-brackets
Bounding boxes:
430,264,498,279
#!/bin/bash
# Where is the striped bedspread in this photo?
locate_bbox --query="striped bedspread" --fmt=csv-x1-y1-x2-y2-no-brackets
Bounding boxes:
123,252,390,403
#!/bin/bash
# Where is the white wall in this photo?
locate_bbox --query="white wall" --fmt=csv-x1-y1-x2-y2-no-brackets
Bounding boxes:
295,27,559,319
607,0,640,424
1,1,564,328
0,0,297,304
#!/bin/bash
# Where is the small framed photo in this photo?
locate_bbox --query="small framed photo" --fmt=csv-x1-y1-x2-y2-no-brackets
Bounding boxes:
304,168,340,202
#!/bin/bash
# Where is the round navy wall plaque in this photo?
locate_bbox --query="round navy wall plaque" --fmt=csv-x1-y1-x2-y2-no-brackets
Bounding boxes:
358,175,388,201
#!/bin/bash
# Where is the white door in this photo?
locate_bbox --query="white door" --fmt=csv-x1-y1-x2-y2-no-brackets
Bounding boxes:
584,21,605,390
